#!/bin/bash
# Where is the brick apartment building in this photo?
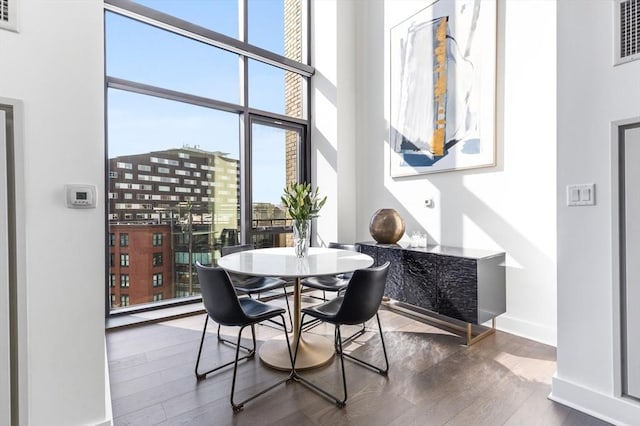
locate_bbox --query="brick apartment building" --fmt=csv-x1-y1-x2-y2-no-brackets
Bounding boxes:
109,224,173,308
107,146,239,308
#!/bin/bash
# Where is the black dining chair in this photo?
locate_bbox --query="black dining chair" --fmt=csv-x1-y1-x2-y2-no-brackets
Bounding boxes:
300,243,365,340
293,262,391,408
194,262,293,412
300,242,359,301
219,244,292,340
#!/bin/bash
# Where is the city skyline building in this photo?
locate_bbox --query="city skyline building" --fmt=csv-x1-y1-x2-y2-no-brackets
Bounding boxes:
107,145,295,309
108,145,241,308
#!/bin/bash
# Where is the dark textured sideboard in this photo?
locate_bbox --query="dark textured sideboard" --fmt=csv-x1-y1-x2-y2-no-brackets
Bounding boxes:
358,242,506,325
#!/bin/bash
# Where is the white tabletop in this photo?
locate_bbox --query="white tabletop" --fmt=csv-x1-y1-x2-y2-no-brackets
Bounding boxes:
217,247,374,278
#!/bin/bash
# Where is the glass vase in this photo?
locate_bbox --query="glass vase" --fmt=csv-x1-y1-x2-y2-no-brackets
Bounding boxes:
292,219,311,258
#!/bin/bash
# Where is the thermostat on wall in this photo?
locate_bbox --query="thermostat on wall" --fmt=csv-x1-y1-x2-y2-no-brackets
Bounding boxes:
65,184,97,209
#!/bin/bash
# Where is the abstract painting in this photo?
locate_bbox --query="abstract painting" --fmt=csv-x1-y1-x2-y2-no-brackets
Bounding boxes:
390,0,497,176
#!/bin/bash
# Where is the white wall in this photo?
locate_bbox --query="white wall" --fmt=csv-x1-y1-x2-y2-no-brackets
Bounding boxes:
0,108,11,426
311,0,359,246
0,0,109,425
552,0,640,423
336,0,556,345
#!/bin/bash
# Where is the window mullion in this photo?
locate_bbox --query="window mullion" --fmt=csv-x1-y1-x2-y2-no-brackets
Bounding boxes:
104,0,313,77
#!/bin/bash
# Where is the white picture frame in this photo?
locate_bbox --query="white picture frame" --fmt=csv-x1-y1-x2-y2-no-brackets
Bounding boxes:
390,0,497,177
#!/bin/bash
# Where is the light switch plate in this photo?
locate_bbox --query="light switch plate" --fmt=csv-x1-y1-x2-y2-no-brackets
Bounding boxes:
567,183,595,206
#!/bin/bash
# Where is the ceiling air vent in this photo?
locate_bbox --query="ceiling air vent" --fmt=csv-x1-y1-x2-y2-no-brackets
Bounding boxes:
0,0,17,32
615,0,640,65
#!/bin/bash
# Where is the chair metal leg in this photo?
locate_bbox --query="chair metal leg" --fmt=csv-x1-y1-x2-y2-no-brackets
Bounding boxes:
338,322,367,347
300,290,331,332
293,314,348,407
301,317,321,332
262,286,293,333
230,314,293,412
217,322,255,354
304,289,329,302
336,325,348,407
294,313,390,408
282,285,293,333
341,313,389,376
194,315,256,380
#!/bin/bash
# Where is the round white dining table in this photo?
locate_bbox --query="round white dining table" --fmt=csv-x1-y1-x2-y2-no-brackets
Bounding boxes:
217,246,374,370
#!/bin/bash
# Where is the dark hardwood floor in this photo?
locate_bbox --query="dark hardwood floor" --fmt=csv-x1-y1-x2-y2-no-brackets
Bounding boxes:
107,294,610,426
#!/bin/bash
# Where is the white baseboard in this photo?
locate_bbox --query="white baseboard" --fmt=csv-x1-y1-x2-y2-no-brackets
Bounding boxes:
494,314,557,347
550,375,640,426
98,339,113,426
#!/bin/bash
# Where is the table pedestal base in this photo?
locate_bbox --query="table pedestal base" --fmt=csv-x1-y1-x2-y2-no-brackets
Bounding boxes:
259,334,334,371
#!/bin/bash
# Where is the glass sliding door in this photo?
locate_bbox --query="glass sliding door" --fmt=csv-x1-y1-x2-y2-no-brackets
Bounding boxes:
249,117,305,248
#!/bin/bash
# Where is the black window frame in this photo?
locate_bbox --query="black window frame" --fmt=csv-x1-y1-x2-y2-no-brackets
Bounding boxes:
104,0,313,318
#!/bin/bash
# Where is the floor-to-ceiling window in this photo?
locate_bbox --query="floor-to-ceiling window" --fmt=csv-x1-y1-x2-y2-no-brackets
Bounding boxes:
104,0,312,313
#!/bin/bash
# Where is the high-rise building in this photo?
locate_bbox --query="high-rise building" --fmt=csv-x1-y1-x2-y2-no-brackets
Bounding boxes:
107,146,240,308
108,146,239,226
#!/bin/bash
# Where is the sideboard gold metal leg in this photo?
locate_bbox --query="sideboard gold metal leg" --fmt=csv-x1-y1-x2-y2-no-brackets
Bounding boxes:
467,318,496,345
382,300,497,346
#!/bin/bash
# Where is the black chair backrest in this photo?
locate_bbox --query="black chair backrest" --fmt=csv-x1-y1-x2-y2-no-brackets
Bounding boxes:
221,244,254,257
195,262,247,327
334,262,390,325
219,228,239,247
329,242,360,252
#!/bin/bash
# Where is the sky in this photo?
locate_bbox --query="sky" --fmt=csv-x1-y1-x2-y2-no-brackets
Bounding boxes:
106,0,295,204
